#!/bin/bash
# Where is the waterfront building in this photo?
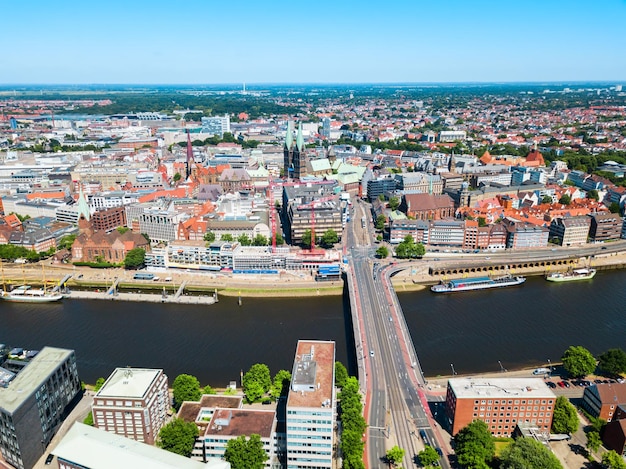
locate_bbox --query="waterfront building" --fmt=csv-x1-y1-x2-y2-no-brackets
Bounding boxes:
286,340,336,469
282,184,341,244
602,410,626,456
428,220,465,247
92,368,168,445
0,347,81,469
389,219,429,244
504,218,549,249
138,208,187,243
588,213,622,242
71,226,149,263
582,383,626,422
445,377,555,437
549,216,591,246
53,422,230,469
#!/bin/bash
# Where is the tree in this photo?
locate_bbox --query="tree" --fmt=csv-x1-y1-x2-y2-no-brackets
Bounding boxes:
238,234,251,246
58,234,77,250
335,361,349,389
598,348,626,376
602,450,626,469
376,245,389,258
94,377,105,392
116,226,130,234
388,196,400,211
203,231,216,243
224,434,268,469
609,202,621,214
541,195,553,204
418,446,440,467
274,233,285,245
587,189,599,201
203,384,217,395
395,235,426,259
386,445,405,466
271,369,291,399
558,194,571,205
221,233,234,242
454,420,495,469
172,172,182,182
172,374,202,410
124,247,145,269
252,234,268,246
551,396,579,434
320,229,339,248
157,418,199,457
561,345,596,378
499,437,562,469
339,377,366,469
586,430,601,453
243,364,272,403
301,229,314,248
478,217,487,227
375,214,386,230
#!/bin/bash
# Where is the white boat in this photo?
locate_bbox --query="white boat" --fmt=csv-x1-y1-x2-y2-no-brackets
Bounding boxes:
1,285,64,303
431,274,526,293
545,268,596,283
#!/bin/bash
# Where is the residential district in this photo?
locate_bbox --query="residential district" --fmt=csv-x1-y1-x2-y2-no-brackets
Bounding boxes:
2,84,626,469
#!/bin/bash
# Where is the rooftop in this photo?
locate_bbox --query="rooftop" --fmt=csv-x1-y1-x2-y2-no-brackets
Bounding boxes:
96,368,163,399
54,423,230,469
287,340,335,409
205,408,276,439
0,347,73,413
178,395,243,423
448,377,556,400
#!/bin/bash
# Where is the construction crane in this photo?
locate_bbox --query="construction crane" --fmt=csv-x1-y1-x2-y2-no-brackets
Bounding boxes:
297,195,337,252
267,182,279,253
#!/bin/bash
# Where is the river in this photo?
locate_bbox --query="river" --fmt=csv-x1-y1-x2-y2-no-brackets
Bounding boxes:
2,271,625,385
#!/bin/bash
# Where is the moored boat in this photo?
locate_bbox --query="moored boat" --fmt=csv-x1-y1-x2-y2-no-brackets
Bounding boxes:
431,274,526,293
545,268,596,283
1,285,64,303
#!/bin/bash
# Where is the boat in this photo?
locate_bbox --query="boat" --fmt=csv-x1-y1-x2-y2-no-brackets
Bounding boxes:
430,274,526,293
545,268,596,283
0,260,63,303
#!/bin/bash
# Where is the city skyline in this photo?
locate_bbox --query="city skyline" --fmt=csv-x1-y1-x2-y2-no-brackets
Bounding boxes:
2,0,626,85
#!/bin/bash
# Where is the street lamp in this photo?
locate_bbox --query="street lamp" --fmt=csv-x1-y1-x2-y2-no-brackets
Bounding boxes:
498,360,505,373
450,363,457,376
547,359,552,377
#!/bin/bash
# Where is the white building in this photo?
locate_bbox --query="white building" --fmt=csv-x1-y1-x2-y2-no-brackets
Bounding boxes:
202,115,231,137
286,340,336,469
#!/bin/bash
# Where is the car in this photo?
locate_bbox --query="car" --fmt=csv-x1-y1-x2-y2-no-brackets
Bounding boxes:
45,454,54,465
601,246,608,250
419,429,428,441
563,380,571,388
485,257,491,260
557,381,566,388
370,350,375,357
594,379,603,384
546,381,557,388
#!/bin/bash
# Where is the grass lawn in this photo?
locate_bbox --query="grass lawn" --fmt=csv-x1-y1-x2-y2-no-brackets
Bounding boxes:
494,438,513,458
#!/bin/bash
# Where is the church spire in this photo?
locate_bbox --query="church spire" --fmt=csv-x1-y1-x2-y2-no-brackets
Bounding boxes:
77,186,90,222
296,122,304,152
285,121,293,150
186,130,194,179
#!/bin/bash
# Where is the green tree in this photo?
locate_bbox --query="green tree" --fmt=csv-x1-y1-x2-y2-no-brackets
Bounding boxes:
388,196,400,211
609,202,621,214
203,384,217,395
116,226,130,234
339,376,366,469
203,231,216,243
558,194,572,205
252,234,268,246
602,450,626,469
454,420,495,469
301,229,314,248
94,377,105,392
478,217,487,227
586,430,601,453
418,445,440,467
172,374,202,410
238,234,252,246
376,245,389,258
243,364,272,403
375,214,386,230
274,233,285,245
221,233,234,242
551,396,579,434
157,418,199,457
173,172,182,182
320,229,339,248
271,369,291,399
335,361,349,389
124,247,145,269
587,189,599,201
561,345,596,378
499,437,562,469
224,434,268,469
598,348,626,376
58,234,77,250
541,195,553,204
395,235,426,259
386,445,405,466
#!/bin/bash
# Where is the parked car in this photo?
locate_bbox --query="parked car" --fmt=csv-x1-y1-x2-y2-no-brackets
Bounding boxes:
546,381,557,388
563,380,571,388
45,454,54,465
557,381,566,388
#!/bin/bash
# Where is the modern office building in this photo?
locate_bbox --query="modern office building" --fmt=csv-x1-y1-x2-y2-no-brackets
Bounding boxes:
445,377,556,437
549,216,591,246
286,340,336,469
202,115,231,137
0,347,81,469
92,368,168,445
54,423,230,469
582,383,626,422
588,212,622,242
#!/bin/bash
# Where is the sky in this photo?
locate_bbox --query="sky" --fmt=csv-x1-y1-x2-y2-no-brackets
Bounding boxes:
2,0,626,85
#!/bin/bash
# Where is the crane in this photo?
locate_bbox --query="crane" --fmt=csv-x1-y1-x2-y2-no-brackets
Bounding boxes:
267,182,279,253
297,195,337,252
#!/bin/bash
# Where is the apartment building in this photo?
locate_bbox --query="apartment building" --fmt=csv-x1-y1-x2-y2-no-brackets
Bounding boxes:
582,383,626,422
92,368,169,445
445,377,556,437
504,218,549,249
0,347,81,469
91,206,127,232
588,213,622,242
286,340,336,469
549,216,591,246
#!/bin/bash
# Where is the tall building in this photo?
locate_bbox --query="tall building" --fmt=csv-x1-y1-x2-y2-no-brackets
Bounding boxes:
445,377,555,437
286,340,336,469
284,122,307,180
201,115,231,137
0,347,81,469
92,368,169,445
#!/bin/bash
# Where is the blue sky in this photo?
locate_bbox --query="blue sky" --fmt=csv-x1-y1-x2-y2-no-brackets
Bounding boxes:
2,0,625,84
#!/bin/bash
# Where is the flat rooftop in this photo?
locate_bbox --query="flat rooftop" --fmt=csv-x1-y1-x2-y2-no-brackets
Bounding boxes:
96,368,162,399
0,347,73,413
448,377,556,400
54,423,229,469
178,395,243,423
205,409,276,439
287,340,335,409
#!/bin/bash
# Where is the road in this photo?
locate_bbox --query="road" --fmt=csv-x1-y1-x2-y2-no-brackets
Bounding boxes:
347,200,449,469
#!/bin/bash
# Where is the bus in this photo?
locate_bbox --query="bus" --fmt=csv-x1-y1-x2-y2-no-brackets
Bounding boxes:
133,272,155,281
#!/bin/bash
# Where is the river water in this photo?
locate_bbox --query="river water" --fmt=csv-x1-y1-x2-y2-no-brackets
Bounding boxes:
2,271,625,385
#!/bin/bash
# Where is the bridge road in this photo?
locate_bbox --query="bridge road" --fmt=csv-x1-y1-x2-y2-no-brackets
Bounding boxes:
347,200,450,469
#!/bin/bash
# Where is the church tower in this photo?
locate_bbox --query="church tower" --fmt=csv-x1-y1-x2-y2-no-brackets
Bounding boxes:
292,123,307,180
283,121,294,179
